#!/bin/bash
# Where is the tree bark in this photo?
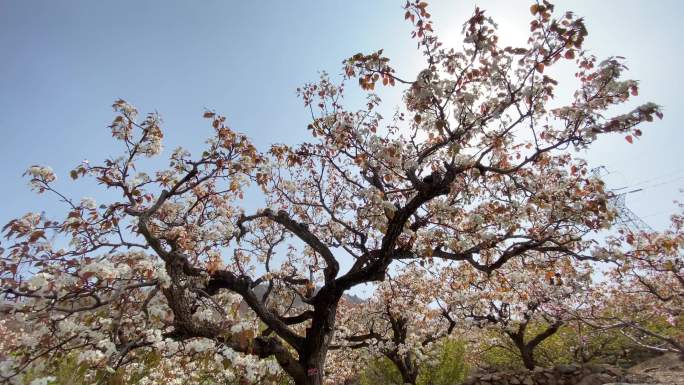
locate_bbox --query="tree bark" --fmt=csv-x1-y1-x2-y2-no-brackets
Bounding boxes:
302,357,325,385
519,345,536,370
509,331,537,370
297,298,339,385
508,320,563,370
395,356,419,385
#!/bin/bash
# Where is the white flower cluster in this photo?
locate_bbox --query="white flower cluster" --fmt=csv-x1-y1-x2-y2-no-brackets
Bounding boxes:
26,165,56,192
280,179,297,194
185,338,216,353
127,172,151,189
77,349,106,365
79,257,131,280
202,221,234,242
26,272,52,291
26,165,56,181
194,307,222,323
117,101,138,118
80,197,97,210
110,103,134,140
139,114,164,157
218,346,277,382
29,377,56,385
358,186,393,231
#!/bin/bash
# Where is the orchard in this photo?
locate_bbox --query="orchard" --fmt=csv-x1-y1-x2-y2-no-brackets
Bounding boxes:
1,2,679,385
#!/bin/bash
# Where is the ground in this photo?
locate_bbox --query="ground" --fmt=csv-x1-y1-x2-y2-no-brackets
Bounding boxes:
628,352,684,385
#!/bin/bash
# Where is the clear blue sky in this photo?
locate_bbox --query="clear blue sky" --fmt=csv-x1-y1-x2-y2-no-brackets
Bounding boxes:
1,0,682,232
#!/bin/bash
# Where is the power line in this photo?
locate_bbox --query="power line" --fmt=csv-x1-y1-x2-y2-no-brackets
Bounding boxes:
611,168,684,192
633,168,684,186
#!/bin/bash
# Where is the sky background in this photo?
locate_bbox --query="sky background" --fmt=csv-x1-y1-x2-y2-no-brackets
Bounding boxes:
1,0,682,241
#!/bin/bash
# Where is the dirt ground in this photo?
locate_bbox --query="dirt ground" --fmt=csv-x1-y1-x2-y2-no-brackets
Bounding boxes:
628,352,684,385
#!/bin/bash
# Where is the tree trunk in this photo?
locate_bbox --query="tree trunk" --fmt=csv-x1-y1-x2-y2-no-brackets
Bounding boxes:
510,332,536,370
302,356,325,385
398,363,419,385
388,352,418,385
298,301,338,385
519,345,536,370
285,352,324,385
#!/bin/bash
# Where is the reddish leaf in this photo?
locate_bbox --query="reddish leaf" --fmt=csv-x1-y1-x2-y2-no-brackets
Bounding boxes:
28,231,45,243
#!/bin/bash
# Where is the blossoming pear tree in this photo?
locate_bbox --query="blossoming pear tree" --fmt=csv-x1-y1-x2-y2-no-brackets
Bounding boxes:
1,0,662,384
330,265,453,385
440,256,593,369
584,204,684,356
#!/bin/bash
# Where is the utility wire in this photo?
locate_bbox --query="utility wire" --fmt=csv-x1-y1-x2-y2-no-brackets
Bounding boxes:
613,168,684,191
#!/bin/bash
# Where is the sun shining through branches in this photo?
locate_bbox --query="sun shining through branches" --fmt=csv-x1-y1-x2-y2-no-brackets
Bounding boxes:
1,2,676,385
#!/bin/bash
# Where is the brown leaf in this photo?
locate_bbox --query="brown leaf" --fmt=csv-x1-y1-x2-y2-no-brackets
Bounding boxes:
28,231,45,243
